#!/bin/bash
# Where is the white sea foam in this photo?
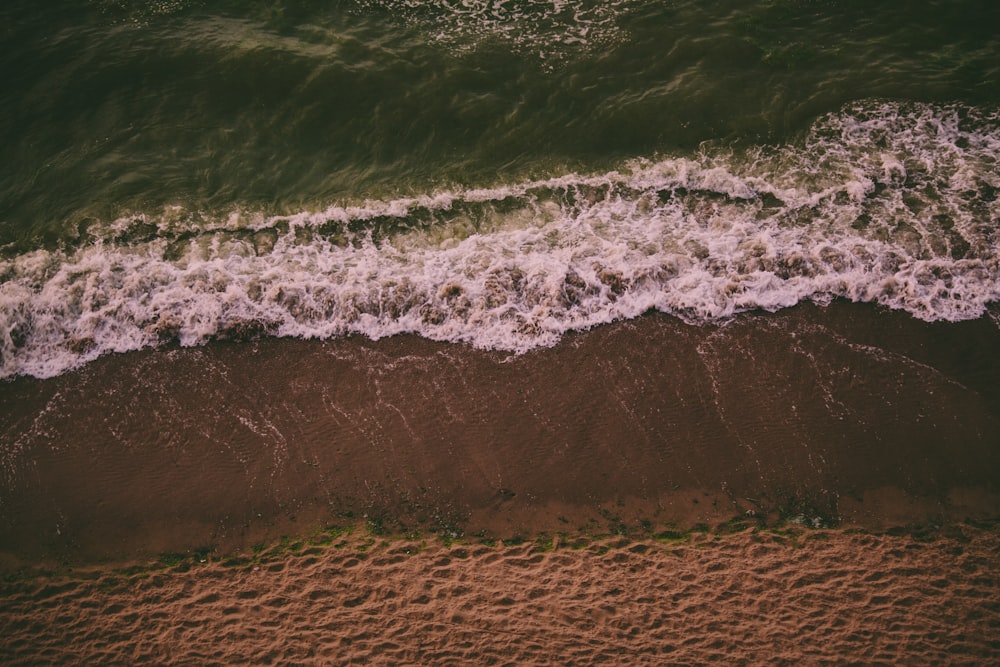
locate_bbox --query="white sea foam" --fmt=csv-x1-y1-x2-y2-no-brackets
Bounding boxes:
352,0,629,64
1,101,998,379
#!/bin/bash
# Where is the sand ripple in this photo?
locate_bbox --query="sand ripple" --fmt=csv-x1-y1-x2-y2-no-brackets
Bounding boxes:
2,526,998,664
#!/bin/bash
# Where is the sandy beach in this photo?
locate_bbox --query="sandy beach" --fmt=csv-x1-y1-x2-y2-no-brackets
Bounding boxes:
1,303,999,662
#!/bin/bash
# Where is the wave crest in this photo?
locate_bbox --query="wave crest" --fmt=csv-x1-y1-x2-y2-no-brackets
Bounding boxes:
2,101,998,379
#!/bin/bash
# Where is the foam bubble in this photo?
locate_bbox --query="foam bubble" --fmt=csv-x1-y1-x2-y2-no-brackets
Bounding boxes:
2,101,998,379
351,0,630,65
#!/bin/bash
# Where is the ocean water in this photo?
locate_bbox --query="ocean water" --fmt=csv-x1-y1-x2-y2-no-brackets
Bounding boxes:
2,0,999,379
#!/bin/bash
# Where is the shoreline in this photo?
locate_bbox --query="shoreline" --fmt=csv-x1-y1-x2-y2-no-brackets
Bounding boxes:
1,483,997,575
4,508,998,579
2,301,999,567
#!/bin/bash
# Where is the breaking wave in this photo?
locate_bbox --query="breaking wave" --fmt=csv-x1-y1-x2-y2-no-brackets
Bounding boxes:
2,101,998,378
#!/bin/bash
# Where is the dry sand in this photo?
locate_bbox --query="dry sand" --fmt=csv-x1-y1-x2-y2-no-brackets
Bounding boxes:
2,525,998,665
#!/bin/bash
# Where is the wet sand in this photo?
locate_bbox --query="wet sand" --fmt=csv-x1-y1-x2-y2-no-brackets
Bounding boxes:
1,302,999,662
1,302,998,563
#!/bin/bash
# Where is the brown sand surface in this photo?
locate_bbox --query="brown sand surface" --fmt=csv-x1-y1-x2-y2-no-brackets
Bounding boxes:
1,526,998,665
1,302,999,663
1,302,998,565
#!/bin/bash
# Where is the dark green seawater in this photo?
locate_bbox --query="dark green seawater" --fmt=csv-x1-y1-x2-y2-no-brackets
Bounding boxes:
1,0,999,377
